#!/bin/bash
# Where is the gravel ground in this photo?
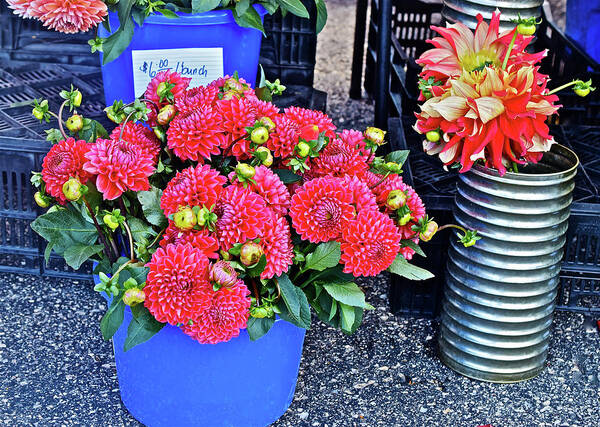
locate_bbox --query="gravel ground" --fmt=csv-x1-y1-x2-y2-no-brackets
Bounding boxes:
2,1,598,426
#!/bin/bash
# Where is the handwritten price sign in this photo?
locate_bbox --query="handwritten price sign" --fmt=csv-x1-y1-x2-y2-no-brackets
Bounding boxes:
131,47,224,97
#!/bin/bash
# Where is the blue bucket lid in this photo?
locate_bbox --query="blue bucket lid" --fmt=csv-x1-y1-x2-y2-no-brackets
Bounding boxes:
143,4,268,25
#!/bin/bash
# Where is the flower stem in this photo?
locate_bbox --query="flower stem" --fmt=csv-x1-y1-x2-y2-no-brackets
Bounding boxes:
546,80,579,96
437,224,467,234
118,110,137,143
250,277,261,305
82,195,115,262
121,220,136,262
147,228,165,249
57,100,69,140
369,172,390,190
501,31,518,71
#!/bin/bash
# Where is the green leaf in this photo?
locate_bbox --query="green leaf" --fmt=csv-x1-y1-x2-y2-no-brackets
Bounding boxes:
31,206,100,269
157,8,179,18
339,302,355,332
273,169,301,183
304,241,341,272
323,282,373,309
137,187,167,227
127,217,156,244
314,0,327,33
247,316,275,341
385,150,410,168
64,244,104,270
247,254,267,278
124,306,165,351
279,0,309,18
79,119,108,144
328,300,337,321
233,6,265,33
400,239,426,257
102,16,134,64
388,254,434,280
276,273,311,329
235,0,250,16
100,297,125,340
191,0,221,13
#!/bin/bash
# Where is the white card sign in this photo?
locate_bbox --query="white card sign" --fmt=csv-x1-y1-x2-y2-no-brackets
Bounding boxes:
131,47,224,97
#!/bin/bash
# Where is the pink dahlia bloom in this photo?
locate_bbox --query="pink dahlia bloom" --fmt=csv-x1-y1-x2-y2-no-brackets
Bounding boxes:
167,106,226,162
161,165,226,216
309,136,369,178
340,175,378,213
267,115,300,159
41,138,92,204
341,210,401,277
216,96,257,158
28,0,107,33
244,166,291,216
160,222,220,259
214,185,270,250
6,0,33,17
144,70,191,124
110,121,161,162
261,214,294,279
145,243,211,325
182,279,251,344
289,177,355,243
338,129,371,160
284,106,336,139
175,85,220,113
249,98,280,122
84,138,154,200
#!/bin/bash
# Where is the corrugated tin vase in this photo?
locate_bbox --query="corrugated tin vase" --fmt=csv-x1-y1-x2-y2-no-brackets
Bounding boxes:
439,144,579,383
442,0,544,31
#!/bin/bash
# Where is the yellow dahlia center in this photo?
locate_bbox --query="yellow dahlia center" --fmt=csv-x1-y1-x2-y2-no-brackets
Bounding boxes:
460,50,500,73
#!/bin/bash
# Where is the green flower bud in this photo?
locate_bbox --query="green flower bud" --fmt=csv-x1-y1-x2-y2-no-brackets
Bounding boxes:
295,141,311,158
173,206,197,230
153,126,166,142
240,241,263,266
420,220,439,242
364,127,386,145
32,107,44,121
236,163,256,179
34,191,51,208
62,177,83,201
66,114,83,133
123,288,145,306
72,90,82,108
259,116,276,131
386,190,407,210
250,126,269,145
425,130,441,143
157,104,177,126
256,146,273,167
103,214,120,231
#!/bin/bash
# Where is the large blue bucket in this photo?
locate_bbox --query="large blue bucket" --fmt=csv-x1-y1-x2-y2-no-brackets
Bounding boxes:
93,274,306,426
98,6,267,105
566,1,600,63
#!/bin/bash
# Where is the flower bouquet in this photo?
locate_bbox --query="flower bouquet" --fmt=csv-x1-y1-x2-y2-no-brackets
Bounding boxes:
412,11,594,382
29,70,476,423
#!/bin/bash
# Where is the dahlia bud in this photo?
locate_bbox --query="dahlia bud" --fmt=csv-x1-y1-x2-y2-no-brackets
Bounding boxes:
240,241,263,266
123,288,145,306
153,126,166,142
103,214,120,231
236,163,255,179
256,146,273,167
173,206,197,230
251,304,274,319
299,124,319,141
386,190,407,210
420,220,439,242
66,114,83,133
209,261,238,288
72,90,82,107
250,126,269,145
219,249,232,261
32,107,45,121
364,127,386,145
62,177,83,201
34,191,51,208
425,130,441,143
397,212,412,226
385,162,402,174
157,104,177,126
295,142,311,158
196,206,217,229
259,116,276,131
224,77,245,93
156,82,170,98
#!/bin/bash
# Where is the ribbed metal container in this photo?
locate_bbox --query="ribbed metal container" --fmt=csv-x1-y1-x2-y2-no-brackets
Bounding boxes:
439,144,579,383
442,0,543,31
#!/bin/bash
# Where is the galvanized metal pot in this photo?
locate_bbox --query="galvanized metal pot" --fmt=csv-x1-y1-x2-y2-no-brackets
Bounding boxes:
439,144,579,383
442,0,543,31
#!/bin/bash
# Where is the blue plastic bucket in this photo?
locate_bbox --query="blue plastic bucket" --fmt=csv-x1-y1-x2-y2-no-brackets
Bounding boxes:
93,273,306,426
98,6,267,105
566,1,600,63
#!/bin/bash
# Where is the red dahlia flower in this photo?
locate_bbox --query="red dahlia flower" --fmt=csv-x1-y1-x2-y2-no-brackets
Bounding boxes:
145,243,212,325
214,185,270,250
161,165,226,216
289,177,356,243
182,279,251,344
166,105,226,162
244,166,291,216
110,121,161,161
42,138,92,204
340,175,378,213
27,0,107,33
267,116,301,159
341,210,401,277
160,222,220,259
284,106,336,139
175,85,220,113
309,136,369,178
144,70,191,123
217,96,258,158
260,214,294,279
84,138,154,200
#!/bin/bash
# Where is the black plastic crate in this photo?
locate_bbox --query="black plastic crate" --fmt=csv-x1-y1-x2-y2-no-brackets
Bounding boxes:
388,117,600,317
354,0,600,127
0,2,318,86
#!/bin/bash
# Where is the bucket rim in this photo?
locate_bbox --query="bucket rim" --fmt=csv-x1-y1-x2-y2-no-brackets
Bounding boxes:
141,5,268,25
